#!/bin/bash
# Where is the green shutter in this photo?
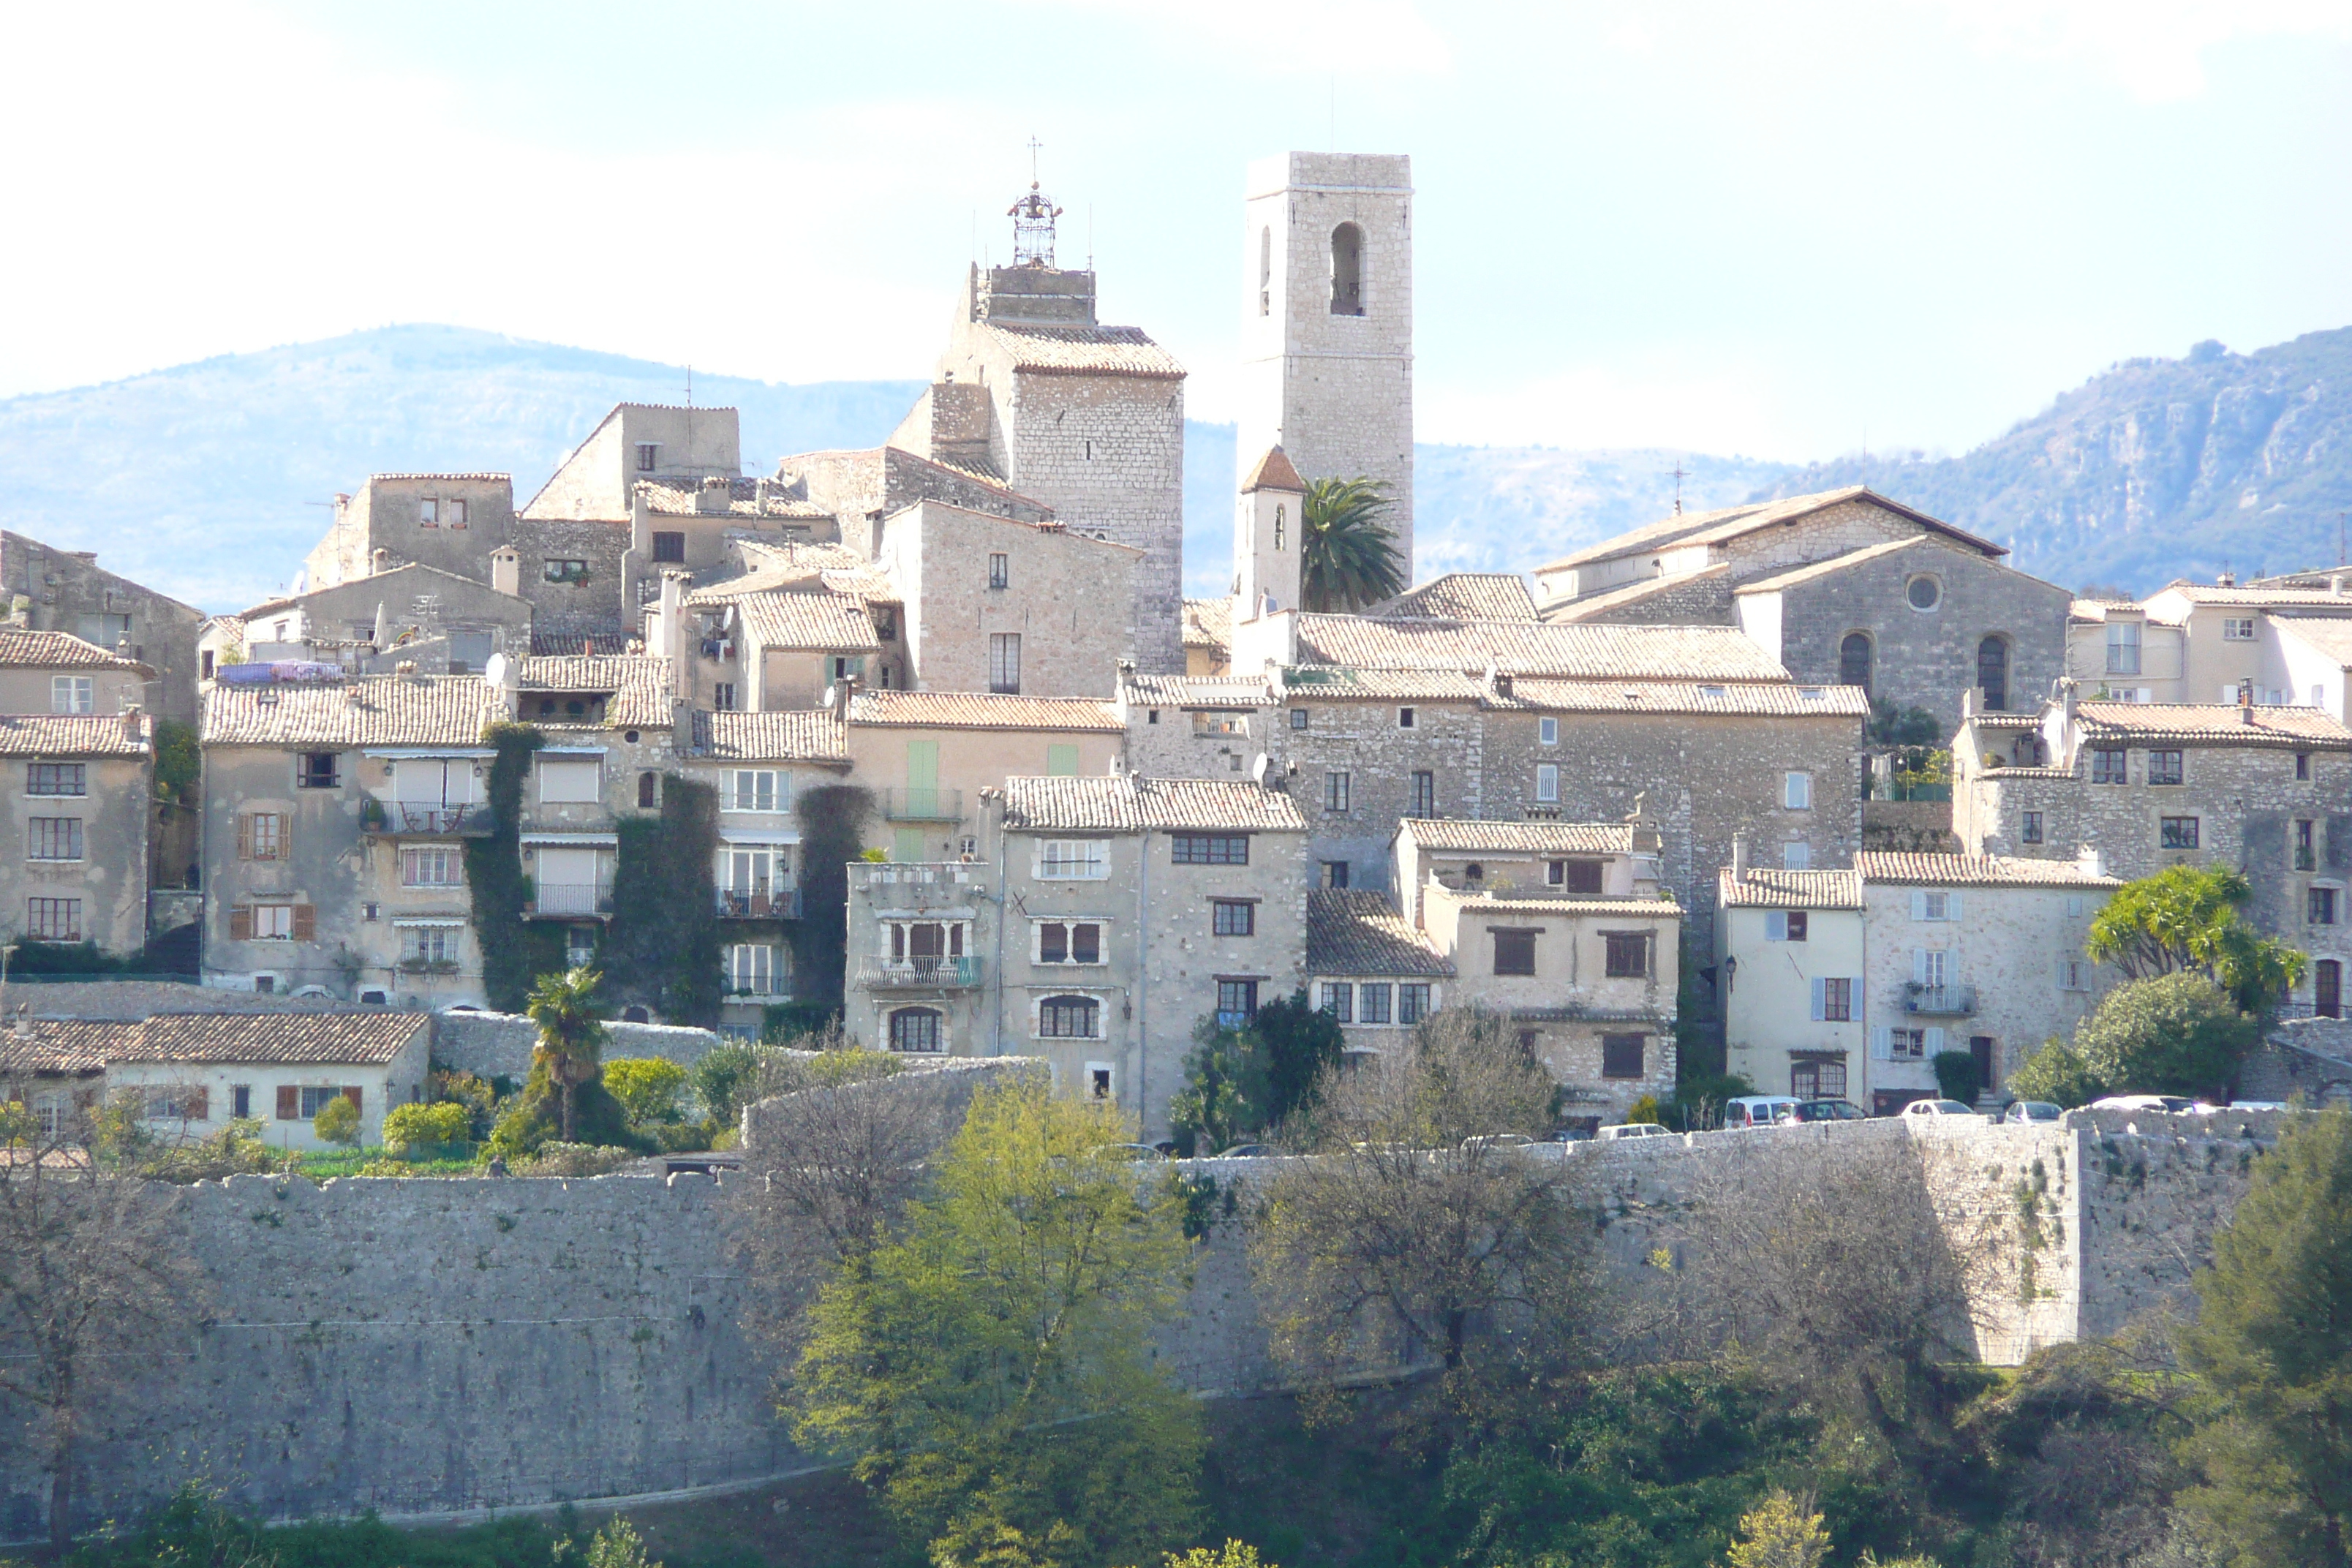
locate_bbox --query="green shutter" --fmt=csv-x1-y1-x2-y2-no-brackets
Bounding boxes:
1047,744,1079,777
905,739,941,818
893,828,928,864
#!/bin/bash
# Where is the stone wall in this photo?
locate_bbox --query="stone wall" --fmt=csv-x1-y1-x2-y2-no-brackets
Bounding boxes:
512,519,630,650
431,1011,729,1084
1,532,206,727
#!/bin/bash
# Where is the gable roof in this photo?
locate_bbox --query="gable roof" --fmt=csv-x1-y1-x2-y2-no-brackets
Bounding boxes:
0,1020,134,1075
518,655,671,730
0,629,148,672
116,1011,430,1066
1854,853,2123,889
999,775,1306,832
1535,486,2005,575
203,674,502,748
1181,597,1232,653
237,561,526,623
1376,573,1539,622
976,323,1185,380
0,712,151,758
728,591,882,654
1240,446,1307,494
1121,674,1275,709
848,690,1122,732
1717,868,1865,910
2073,701,2352,748
1398,818,1635,855
692,709,851,764
1308,890,1455,977
1289,616,1789,681
1493,679,1869,717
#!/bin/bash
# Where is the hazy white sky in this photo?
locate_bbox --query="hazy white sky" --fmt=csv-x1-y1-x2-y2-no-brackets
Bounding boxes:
4,1,2348,459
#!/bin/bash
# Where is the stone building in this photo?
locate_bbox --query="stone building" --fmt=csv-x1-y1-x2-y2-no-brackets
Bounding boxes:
841,690,1125,864
0,707,154,957
198,655,676,1004
1117,673,1278,780
775,445,1052,546
1181,599,1232,676
1303,888,1452,1059
1,532,204,725
657,555,889,713
208,563,533,681
103,1012,433,1153
1534,487,2069,727
1955,689,2352,1019
301,474,518,599
2065,576,2352,717
617,477,834,635
1718,853,2122,1115
888,192,1186,672
1237,151,1415,583
841,775,1308,1139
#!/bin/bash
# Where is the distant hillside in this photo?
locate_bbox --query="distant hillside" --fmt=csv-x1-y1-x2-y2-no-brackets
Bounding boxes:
7,320,2346,611
0,326,923,610
1753,328,2352,595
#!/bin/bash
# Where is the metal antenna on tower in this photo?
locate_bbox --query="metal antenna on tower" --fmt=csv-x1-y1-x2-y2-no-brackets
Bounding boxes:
1670,460,1690,516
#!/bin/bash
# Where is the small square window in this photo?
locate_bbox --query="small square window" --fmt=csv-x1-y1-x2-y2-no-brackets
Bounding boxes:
1290,709,1308,731
2021,810,2043,845
297,752,339,790
988,553,1010,589
1492,929,1537,976
1782,841,1812,870
419,497,440,527
2310,888,2339,927
1600,1033,1646,1079
652,531,686,563
1319,983,1354,1022
1604,932,1648,977
1359,983,1392,1024
1212,900,1254,936
2148,750,2184,785
2160,816,2201,850
2091,748,2128,784
1539,717,1558,746
1321,861,1350,889
1398,706,1415,729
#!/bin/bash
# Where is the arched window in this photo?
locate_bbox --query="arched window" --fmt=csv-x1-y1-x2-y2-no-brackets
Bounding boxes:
1838,633,1873,696
1464,862,1484,885
889,1008,943,1053
1273,503,1285,551
1330,222,1364,316
1259,226,1272,317
637,771,657,808
1978,636,2010,711
1039,995,1100,1039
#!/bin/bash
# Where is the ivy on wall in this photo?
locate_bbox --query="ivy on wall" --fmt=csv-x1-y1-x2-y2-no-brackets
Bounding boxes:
466,723,565,1014
791,783,873,1018
606,775,723,1026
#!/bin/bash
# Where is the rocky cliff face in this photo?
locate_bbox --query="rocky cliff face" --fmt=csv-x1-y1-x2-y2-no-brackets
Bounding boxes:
1754,328,2352,596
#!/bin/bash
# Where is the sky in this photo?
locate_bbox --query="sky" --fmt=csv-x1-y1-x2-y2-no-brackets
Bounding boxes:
4,0,2349,461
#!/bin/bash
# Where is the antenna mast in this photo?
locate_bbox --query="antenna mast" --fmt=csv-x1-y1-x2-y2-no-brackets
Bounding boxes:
1670,460,1689,516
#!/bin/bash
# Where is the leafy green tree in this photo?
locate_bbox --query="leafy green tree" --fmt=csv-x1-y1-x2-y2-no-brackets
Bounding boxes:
2072,973,2259,1101
2177,1108,2352,1564
1931,1049,1981,1105
1867,698,1943,748
1723,1490,1831,1568
794,1081,1202,1567
526,966,610,1143
2008,1036,2106,1107
584,1515,660,1568
603,1058,687,1126
2088,865,2307,1016
312,1093,361,1147
1167,993,1343,1156
1299,476,1406,612
1157,1546,1272,1568
381,1101,470,1156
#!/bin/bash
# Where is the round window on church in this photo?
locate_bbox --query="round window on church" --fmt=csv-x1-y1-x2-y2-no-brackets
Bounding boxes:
1906,574,1942,612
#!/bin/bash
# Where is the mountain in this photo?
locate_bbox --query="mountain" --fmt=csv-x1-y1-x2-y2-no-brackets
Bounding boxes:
4,321,2345,611
0,326,924,611
1751,328,2352,595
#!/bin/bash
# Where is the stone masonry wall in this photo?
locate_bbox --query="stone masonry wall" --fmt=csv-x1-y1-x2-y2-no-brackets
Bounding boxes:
430,1011,728,1085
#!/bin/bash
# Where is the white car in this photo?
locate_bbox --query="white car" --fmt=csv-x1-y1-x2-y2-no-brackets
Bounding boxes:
1596,1122,1675,1142
2228,1101,2288,1112
1902,1098,1980,1118
2089,1095,2206,1114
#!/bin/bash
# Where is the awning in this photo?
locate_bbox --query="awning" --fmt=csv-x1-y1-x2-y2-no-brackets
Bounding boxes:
392,916,468,928
521,833,619,847
538,746,608,758
362,747,496,760
720,830,801,846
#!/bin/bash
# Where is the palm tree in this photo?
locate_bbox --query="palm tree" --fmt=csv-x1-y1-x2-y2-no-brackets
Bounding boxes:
1300,476,1407,612
526,966,609,1142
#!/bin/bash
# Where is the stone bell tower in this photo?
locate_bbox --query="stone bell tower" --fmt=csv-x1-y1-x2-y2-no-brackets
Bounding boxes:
1237,151,1415,586
1233,445,1307,622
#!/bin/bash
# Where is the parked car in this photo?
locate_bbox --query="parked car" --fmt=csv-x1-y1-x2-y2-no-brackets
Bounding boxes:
2228,1101,2288,1112
1213,1143,1276,1158
1596,1122,1676,1141
1791,1100,1867,1122
1462,1133,1537,1152
1722,1096,1803,1128
1902,1098,1980,1118
2003,1101,2065,1123
1107,1142,1171,1161
2088,1095,2203,1113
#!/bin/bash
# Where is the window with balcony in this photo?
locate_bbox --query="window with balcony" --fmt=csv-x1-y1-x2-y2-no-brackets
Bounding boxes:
727,943,785,996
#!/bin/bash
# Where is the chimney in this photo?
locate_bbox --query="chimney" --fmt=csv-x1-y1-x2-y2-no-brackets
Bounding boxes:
754,477,773,513
2217,569,2237,588
2238,678,2256,724
2077,844,2103,878
696,476,730,515
1731,834,1750,883
2334,574,2346,598
657,570,690,701
120,704,143,744
370,547,393,576
489,546,521,598
11,1005,29,1039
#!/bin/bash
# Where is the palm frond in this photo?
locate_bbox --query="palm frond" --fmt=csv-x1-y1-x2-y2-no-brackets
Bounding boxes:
1300,476,1406,614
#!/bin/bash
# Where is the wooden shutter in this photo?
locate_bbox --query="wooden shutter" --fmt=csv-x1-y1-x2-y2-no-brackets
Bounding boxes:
291,904,316,943
341,1087,361,1112
1910,890,1927,921
1809,978,1826,1021
1871,1025,1893,1060
236,814,252,860
276,1085,299,1120
1765,911,1787,942
189,1088,209,1122
229,906,252,941
1947,892,1964,921
1924,1026,1946,1055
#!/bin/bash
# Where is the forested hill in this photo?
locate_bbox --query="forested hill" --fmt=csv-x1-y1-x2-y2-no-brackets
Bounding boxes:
1750,328,2352,596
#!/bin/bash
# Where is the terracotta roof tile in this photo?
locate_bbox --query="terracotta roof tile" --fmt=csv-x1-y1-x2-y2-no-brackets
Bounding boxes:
2152,581,2352,607
1716,868,1864,910
1855,853,2123,889
729,592,882,654
1289,616,1789,681
1308,890,1455,977
1240,446,1307,493
0,713,151,758
1280,668,1490,701
519,655,672,730
0,1020,134,1075
979,323,1184,379
1539,562,1733,620
1000,775,1306,832
1181,597,1232,652
1399,818,1635,854
116,1011,431,1066
693,709,850,764
1121,674,1274,708
1494,679,1871,717
1376,573,1539,622
2272,619,2352,667
203,675,502,748
850,691,1121,732
0,629,147,671
2075,701,2352,748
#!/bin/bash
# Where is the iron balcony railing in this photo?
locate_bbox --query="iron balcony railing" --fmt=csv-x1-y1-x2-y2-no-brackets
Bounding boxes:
527,881,615,917
1903,982,1978,1017
715,888,802,920
881,788,963,821
367,800,494,836
857,956,984,989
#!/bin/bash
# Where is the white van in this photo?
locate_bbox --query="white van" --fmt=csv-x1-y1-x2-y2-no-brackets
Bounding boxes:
1596,1122,1675,1142
1722,1096,1803,1129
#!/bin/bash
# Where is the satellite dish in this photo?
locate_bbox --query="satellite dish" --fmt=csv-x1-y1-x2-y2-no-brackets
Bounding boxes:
1251,753,1269,785
482,652,508,687
821,683,838,708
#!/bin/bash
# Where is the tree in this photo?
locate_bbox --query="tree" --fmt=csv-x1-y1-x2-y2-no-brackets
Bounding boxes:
2009,1036,2106,1108
793,1080,1202,1567
1723,1490,1831,1568
1167,992,1344,1156
1249,1009,1596,1390
603,1058,687,1126
526,965,610,1143
1931,1049,1981,1105
1299,476,1406,612
2176,1108,2352,1564
0,1104,210,1551
2071,973,2259,1101
2087,866,2306,1016
312,1093,361,1147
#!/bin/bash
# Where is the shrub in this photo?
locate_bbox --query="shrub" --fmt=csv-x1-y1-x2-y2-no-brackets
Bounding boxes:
689,1041,763,1126
1670,1069,1757,1131
1625,1094,1662,1125
312,1094,361,1147
603,1058,687,1126
487,1056,638,1161
1932,1049,1981,1105
2073,972,2259,1099
382,1101,472,1157
138,1120,278,1183
518,1143,637,1177
2010,1036,2105,1107
428,1068,501,1139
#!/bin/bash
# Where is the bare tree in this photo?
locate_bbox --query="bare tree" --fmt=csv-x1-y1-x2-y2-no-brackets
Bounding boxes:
0,1101,210,1551
1248,1009,1600,1397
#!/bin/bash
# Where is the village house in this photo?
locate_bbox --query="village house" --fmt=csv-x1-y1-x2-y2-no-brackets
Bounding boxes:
105,1011,433,1153
2064,576,2352,710
203,562,533,682
1,532,205,725
1954,686,2352,1018
1304,889,1452,1059
843,690,1126,864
